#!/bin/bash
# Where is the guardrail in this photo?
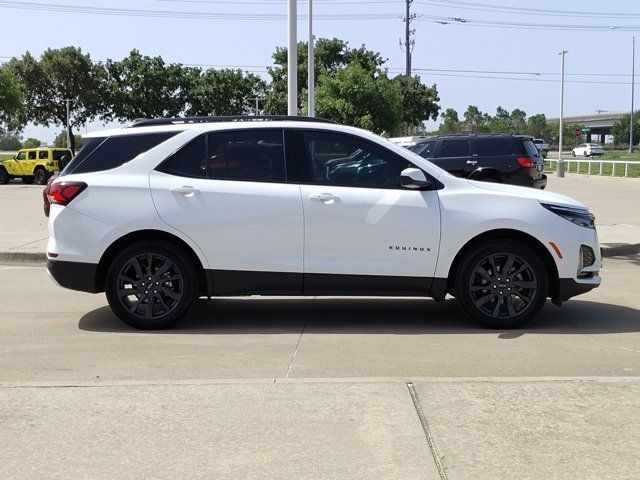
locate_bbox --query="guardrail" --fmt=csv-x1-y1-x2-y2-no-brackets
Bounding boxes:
545,158,639,177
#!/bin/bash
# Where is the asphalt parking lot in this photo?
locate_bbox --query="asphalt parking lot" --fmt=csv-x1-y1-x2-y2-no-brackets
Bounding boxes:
1,175,639,479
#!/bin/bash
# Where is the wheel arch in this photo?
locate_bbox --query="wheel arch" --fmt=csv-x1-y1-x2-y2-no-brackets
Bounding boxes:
467,167,502,181
95,229,212,295
439,228,559,302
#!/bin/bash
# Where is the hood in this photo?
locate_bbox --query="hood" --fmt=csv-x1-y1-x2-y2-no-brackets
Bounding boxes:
467,180,587,209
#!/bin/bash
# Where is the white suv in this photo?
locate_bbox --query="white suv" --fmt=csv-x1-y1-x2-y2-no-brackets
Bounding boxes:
46,116,601,330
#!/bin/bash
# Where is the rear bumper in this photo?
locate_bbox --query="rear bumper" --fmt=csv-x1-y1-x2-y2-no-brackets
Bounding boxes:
47,259,98,293
532,174,547,189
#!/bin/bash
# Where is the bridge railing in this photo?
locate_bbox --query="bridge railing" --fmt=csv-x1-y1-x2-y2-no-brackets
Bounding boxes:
545,158,640,178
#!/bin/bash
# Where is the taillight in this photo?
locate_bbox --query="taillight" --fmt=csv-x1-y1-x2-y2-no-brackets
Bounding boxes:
517,157,536,168
48,181,87,206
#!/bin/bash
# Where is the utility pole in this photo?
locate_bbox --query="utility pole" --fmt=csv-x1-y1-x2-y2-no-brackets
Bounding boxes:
400,0,415,77
557,51,568,178
307,0,315,117
287,0,298,116
630,36,635,153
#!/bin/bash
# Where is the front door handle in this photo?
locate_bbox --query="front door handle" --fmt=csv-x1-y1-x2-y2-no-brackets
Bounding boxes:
466,160,478,165
309,193,340,203
169,186,200,195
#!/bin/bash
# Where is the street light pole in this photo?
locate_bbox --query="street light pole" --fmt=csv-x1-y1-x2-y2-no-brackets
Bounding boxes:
630,36,635,153
557,50,568,178
287,0,297,116
307,0,315,117
64,98,73,152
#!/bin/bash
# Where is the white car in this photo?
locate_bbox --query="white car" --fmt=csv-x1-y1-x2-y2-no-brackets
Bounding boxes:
532,138,549,152
46,116,601,330
572,143,604,157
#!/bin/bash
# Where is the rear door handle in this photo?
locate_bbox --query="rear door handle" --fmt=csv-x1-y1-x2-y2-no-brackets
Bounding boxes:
169,186,200,195
466,160,478,165
309,193,340,203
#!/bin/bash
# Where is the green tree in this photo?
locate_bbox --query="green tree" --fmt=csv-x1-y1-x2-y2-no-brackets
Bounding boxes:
0,65,24,132
53,130,83,149
314,63,403,134
393,75,440,134
611,113,640,146
526,113,547,139
508,108,527,133
463,105,490,133
22,137,41,148
104,49,190,121
8,48,106,152
0,132,22,150
265,38,386,114
437,108,461,134
185,68,266,116
544,121,580,148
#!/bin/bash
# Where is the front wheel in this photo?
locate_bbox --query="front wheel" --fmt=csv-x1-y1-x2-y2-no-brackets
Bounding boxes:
454,240,549,329
105,240,199,329
0,167,9,184
571,151,576,157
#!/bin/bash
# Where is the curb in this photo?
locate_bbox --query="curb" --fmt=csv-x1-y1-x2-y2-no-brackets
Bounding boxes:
1,243,639,267
601,243,640,257
0,252,46,265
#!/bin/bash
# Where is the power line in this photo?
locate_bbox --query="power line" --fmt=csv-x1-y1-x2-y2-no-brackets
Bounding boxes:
417,0,640,19
0,1,402,20
418,14,640,31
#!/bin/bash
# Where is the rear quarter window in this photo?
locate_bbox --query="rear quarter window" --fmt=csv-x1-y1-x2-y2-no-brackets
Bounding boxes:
522,140,541,158
64,132,179,175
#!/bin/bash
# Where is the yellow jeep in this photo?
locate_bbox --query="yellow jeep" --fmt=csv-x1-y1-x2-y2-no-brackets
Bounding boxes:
0,147,72,185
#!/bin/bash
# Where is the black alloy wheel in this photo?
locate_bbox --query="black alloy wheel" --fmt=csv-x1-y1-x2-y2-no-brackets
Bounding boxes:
455,240,548,328
106,240,198,329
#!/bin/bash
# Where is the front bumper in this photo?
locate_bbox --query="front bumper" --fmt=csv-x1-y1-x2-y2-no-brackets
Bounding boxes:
556,278,600,302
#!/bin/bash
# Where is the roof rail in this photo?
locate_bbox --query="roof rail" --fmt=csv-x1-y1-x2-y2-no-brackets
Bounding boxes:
128,115,337,128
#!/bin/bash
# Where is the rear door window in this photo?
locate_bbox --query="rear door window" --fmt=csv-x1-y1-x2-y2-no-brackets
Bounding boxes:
440,139,471,157
476,138,513,156
207,130,286,182
28,151,37,160
38,151,49,160
156,136,207,178
65,132,179,175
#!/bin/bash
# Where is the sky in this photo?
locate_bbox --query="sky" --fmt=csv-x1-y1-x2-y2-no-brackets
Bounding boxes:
2,0,640,143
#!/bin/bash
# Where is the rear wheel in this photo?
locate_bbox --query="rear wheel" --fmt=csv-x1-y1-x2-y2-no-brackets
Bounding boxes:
21,176,34,185
583,151,589,157
454,240,549,329
0,167,8,184
33,168,47,185
105,240,198,329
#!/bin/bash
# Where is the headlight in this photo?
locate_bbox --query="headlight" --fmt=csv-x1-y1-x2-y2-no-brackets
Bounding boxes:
541,203,595,229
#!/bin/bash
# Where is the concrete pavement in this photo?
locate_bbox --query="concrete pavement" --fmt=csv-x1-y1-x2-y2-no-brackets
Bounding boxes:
1,255,640,478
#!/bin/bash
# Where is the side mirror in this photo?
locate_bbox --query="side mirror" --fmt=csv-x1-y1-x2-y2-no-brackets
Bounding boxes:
401,167,432,190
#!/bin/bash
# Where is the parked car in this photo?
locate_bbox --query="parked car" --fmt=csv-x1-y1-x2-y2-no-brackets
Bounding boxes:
532,138,549,156
46,116,600,330
388,136,431,148
0,147,72,185
572,143,604,157
408,134,547,189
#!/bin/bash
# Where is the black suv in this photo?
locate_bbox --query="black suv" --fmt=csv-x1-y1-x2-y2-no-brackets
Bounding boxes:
408,134,547,189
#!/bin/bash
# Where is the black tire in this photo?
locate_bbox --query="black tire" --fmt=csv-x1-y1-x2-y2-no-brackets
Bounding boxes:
21,176,34,185
0,167,8,184
571,151,576,157
454,239,549,329
105,240,199,329
583,151,589,157
33,168,47,185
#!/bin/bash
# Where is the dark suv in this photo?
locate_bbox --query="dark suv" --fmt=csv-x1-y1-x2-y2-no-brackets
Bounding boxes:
409,134,547,189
